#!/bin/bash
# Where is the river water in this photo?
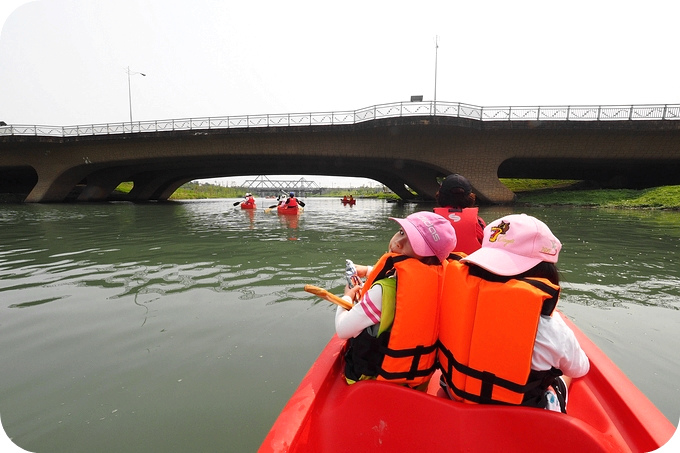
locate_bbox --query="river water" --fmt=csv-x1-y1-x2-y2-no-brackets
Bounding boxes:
0,198,678,452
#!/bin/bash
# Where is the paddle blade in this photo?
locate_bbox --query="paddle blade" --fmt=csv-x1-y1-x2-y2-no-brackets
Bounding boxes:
304,285,353,310
233,201,241,206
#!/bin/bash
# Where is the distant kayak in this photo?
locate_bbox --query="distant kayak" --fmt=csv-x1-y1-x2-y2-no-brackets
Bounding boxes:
240,202,256,209
259,312,675,453
341,198,356,205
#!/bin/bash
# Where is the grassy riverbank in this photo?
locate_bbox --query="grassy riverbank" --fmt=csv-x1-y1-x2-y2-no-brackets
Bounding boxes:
505,179,680,209
110,179,680,209
114,181,396,201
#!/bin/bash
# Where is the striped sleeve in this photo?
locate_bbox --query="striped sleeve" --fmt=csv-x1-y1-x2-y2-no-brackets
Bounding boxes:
335,284,384,339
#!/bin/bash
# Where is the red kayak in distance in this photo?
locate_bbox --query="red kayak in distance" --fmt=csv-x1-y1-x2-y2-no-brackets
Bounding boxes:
259,312,675,453
241,202,256,209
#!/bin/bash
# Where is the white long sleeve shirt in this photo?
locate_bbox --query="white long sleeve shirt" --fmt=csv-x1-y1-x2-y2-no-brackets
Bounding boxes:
532,312,590,377
335,282,384,340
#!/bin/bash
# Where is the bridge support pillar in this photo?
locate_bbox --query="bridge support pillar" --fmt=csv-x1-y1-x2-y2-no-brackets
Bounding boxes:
78,168,132,202
388,165,441,200
128,173,192,201
24,163,86,203
456,162,516,204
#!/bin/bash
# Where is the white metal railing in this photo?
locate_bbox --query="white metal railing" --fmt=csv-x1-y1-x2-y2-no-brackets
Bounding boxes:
1,100,679,138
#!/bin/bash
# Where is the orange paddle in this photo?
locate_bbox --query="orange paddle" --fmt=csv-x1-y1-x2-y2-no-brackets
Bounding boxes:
304,285,353,310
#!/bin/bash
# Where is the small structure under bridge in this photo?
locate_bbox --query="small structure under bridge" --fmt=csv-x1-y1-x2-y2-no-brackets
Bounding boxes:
242,175,322,197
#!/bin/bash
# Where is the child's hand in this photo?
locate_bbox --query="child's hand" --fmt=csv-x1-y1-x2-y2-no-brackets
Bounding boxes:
354,265,369,278
344,284,362,303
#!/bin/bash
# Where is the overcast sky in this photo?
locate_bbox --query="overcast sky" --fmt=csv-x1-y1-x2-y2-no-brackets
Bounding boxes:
1,0,678,188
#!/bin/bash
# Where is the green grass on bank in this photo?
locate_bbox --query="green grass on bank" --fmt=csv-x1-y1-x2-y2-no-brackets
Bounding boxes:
114,181,246,199
112,179,680,210
500,179,580,193
114,181,397,200
504,179,680,209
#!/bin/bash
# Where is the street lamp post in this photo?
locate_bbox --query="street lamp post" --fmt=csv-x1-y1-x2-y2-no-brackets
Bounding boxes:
433,35,439,116
126,66,146,125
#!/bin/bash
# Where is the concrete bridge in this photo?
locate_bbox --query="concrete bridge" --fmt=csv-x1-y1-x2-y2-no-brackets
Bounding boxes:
1,100,679,204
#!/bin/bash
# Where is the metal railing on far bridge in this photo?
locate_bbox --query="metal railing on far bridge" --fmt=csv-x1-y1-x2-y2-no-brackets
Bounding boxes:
2,100,680,138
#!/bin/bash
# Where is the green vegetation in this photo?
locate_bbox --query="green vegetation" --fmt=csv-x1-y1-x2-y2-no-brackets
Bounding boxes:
169,182,244,199
113,179,680,209
114,181,246,199
321,186,400,200
500,179,580,192
115,181,398,200
505,180,680,210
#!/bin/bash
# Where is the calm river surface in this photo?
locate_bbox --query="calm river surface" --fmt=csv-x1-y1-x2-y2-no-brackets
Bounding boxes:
1,198,679,452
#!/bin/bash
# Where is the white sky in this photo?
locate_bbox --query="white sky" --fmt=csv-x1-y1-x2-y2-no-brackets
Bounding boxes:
1,0,679,188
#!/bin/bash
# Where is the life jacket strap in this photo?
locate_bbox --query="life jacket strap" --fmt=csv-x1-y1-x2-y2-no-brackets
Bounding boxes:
376,342,438,381
522,278,560,316
437,341,558,405
370,254,409,282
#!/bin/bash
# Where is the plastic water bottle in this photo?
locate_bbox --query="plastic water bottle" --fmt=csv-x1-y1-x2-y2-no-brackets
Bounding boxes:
345,259,362,288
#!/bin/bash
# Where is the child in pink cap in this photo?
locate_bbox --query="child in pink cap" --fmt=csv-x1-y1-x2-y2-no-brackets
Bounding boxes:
438,213,589,412
335,212,457,389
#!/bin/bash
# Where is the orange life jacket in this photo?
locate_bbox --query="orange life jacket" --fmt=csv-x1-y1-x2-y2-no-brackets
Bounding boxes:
438,261,560,405
344,253,446,388
286,197,298,208
434,207,482,254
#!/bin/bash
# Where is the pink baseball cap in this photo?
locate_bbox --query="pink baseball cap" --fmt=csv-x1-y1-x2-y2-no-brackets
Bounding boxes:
461,214,561,275
390,211,457,262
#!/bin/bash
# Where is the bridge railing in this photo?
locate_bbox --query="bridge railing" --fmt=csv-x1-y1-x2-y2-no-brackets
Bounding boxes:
2,101,679,137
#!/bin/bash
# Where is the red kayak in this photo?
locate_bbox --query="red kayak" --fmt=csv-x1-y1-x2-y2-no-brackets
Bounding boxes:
241,202,256,209
260,312,675,453
277,205,299,215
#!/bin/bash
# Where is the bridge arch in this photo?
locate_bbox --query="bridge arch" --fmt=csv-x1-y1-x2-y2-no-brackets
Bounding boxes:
0,166,38,202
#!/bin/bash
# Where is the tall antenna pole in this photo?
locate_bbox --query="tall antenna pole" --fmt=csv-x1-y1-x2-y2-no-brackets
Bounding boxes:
434,35,439,116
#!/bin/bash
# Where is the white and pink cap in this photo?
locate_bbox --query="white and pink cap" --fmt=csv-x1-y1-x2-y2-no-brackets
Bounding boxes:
461,214,561,275
390,211,457,262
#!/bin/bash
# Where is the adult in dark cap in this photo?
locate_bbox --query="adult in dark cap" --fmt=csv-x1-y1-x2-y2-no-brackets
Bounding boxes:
434,174,486,254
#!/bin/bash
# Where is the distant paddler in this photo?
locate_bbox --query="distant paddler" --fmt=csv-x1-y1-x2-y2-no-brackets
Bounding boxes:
236,193,256,209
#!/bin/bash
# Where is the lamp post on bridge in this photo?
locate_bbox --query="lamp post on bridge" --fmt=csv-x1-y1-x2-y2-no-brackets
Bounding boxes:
126,66,146,126
433,35,439,116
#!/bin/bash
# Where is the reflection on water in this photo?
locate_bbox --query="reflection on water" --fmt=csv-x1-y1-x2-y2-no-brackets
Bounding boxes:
0,199,679,452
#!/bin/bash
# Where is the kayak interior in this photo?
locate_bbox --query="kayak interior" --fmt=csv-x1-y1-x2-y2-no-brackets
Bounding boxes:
259,313,675,452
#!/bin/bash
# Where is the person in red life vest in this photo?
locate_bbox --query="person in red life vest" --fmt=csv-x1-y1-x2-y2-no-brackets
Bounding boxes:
335,212,457,390
284,192,305,209
434,174,486,254
285,192,298,208
242,193,255,208
438,214,590,413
